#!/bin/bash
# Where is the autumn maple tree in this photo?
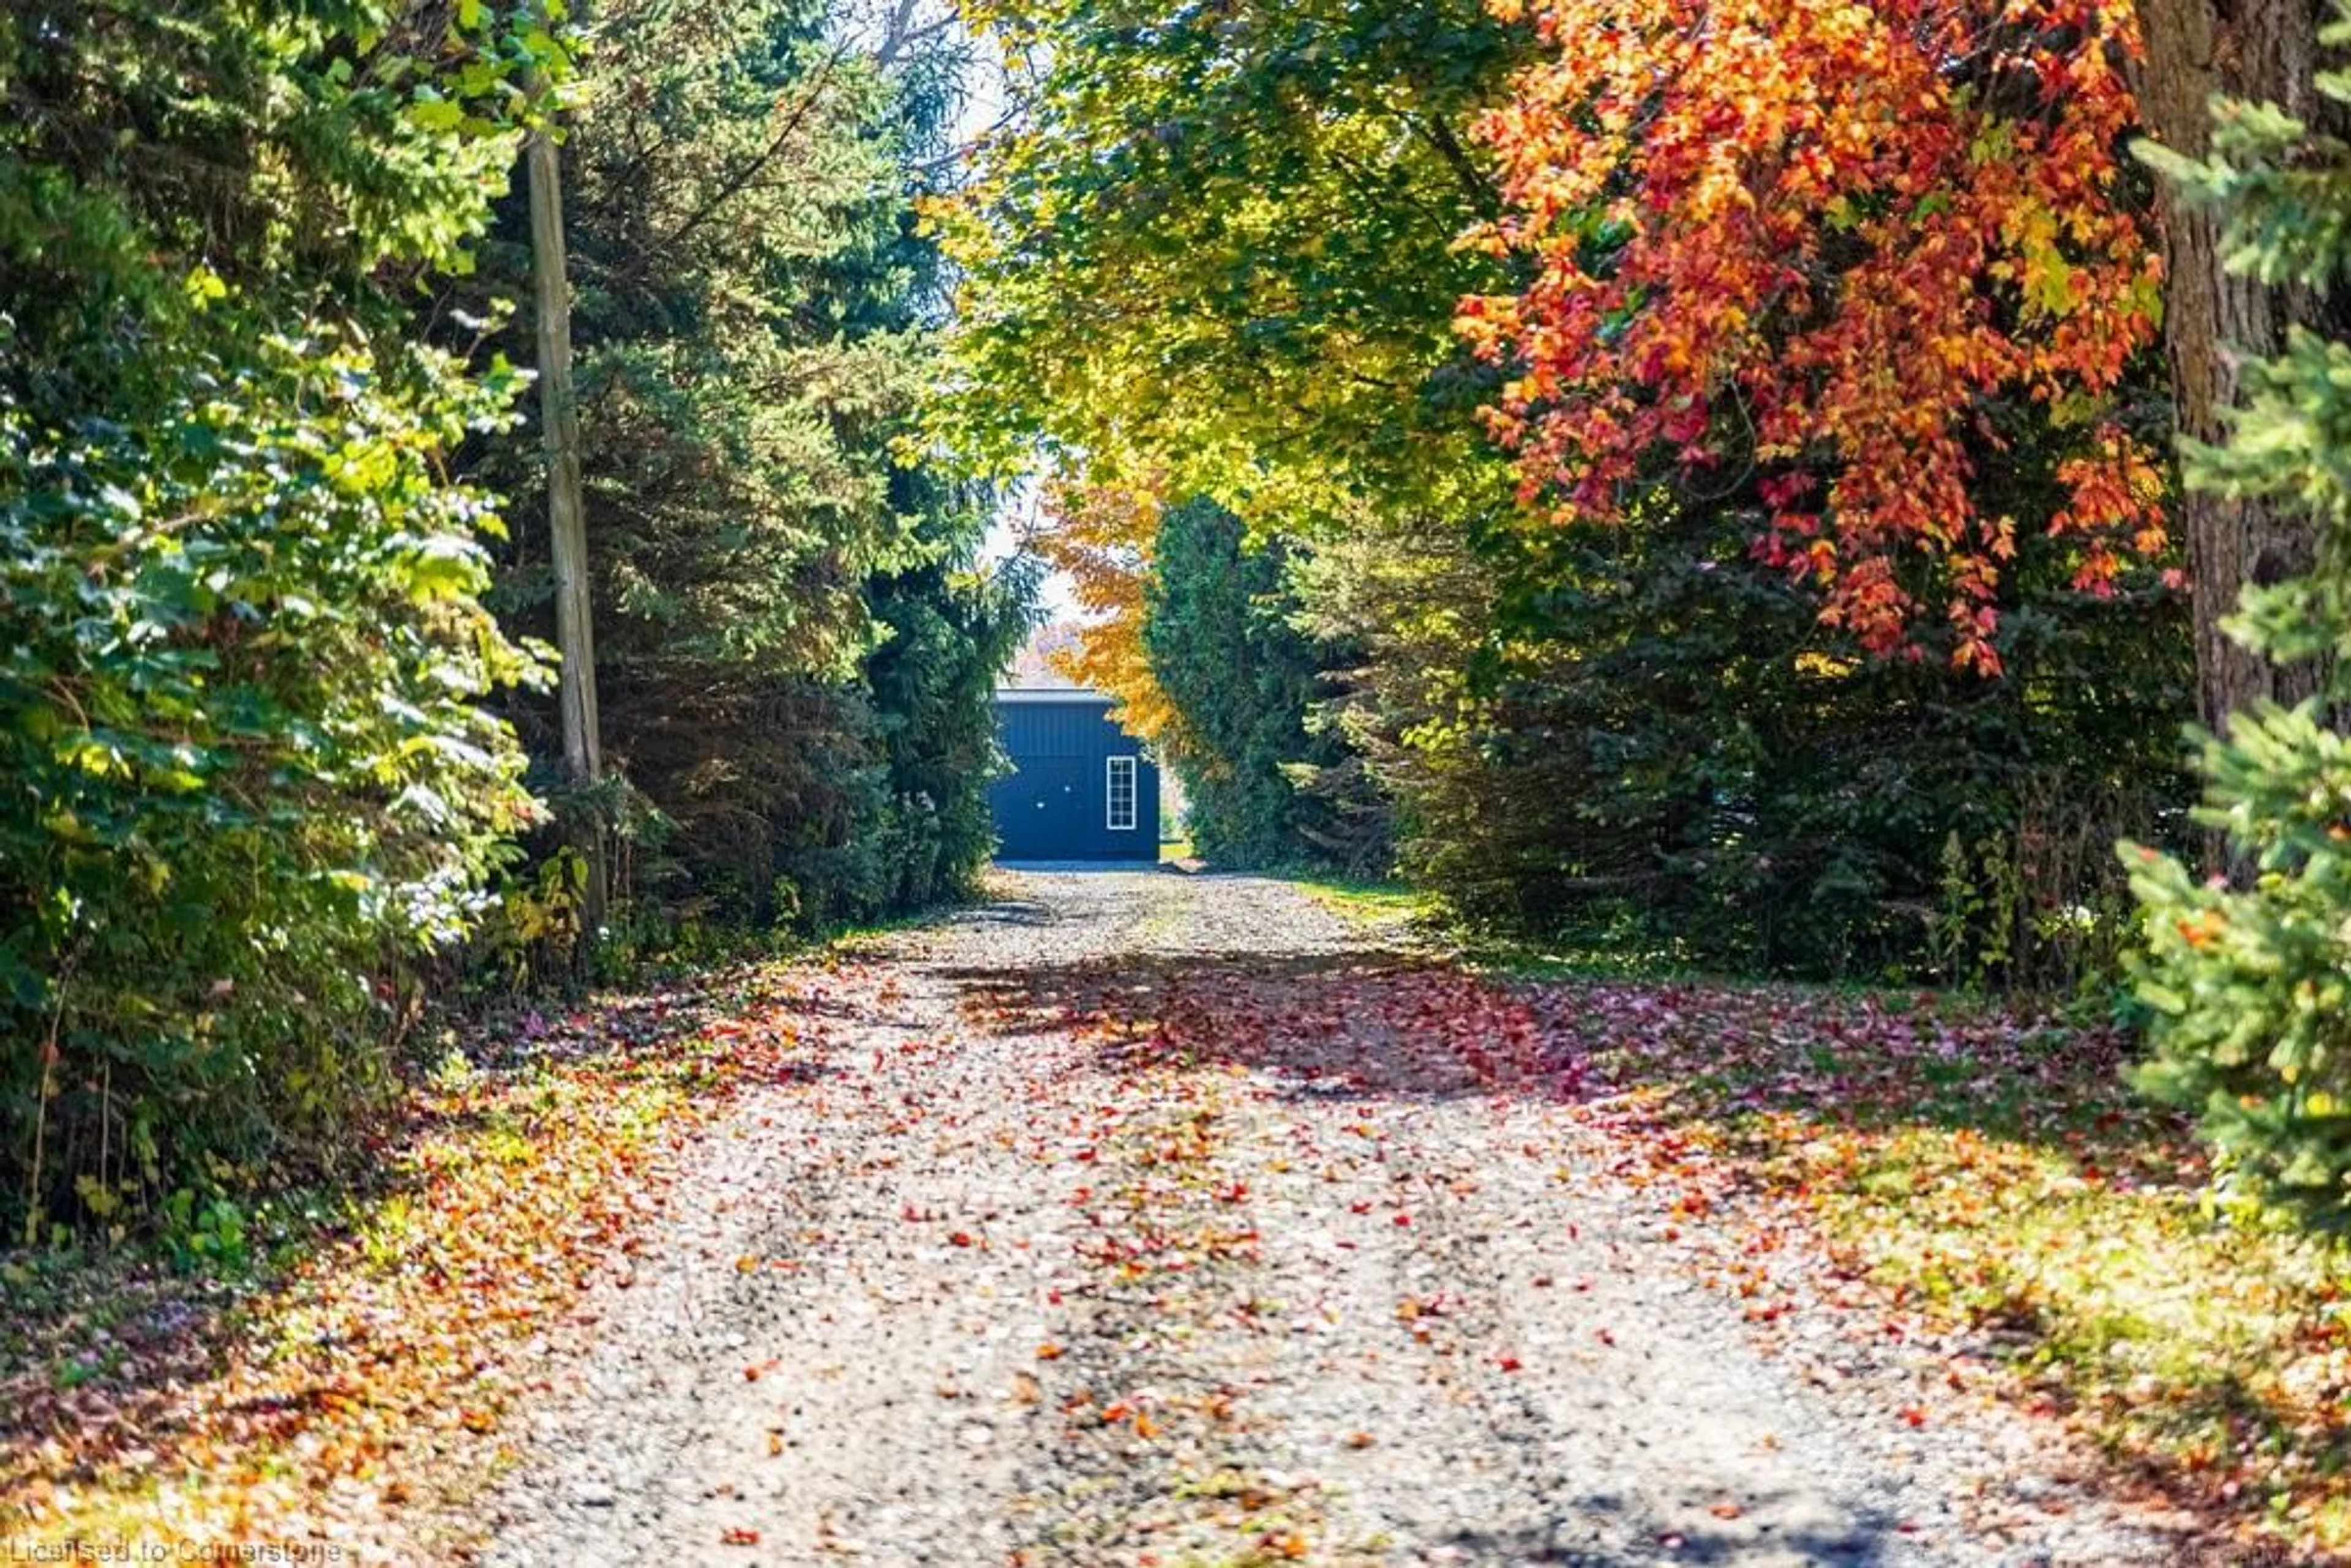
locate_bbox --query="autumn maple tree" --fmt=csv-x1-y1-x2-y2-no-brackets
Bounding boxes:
1464,0,2170,673
1024,476,1190,749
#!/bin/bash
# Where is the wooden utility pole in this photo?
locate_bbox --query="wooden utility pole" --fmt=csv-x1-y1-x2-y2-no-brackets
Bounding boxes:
526,96,609,937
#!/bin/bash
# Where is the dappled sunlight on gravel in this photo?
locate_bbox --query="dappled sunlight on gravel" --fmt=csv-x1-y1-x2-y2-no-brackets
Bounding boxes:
479,870,2196,1567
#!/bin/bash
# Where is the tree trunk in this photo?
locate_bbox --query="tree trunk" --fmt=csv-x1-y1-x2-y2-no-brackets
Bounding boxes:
527,112,609,939
2137,0,2335,746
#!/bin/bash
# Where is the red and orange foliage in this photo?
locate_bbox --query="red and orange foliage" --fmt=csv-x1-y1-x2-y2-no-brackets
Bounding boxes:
1463,0,2168,674
1026,475,1190,747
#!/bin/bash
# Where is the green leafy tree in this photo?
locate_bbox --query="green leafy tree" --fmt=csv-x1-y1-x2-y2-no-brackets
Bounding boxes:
2127,19,2351,1218
943,0,1523,881
0,1,553,1233
945,0,1521,532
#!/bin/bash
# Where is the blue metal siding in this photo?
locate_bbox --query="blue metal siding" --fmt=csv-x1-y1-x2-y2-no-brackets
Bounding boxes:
990,697,1160,860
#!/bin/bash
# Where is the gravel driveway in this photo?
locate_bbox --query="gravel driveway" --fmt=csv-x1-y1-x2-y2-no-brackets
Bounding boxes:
481,869,2184,1566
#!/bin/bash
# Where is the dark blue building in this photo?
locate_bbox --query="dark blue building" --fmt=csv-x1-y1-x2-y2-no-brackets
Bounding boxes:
990,689,1160,861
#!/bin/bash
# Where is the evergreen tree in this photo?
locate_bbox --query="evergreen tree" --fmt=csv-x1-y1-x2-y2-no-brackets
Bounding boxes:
800,18,1034,921
2128,12,2351,1219
1143,501,1382,871
471,0,1027,934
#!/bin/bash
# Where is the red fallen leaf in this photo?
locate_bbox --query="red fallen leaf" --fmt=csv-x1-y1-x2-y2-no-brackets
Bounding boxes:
1392,1212,1411,1227
1900,1405,1927,1427
1595,1327,1616,1347
721,1528,762,1545
1497,1356,1523,1373
949,1231,975,1248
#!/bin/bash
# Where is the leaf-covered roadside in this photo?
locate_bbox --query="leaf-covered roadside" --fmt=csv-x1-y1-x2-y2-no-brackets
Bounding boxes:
1535,980,2351,1559
0,954,833,1557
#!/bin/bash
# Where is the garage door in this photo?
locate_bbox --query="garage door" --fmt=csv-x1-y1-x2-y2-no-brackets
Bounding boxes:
992,756,1095,860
